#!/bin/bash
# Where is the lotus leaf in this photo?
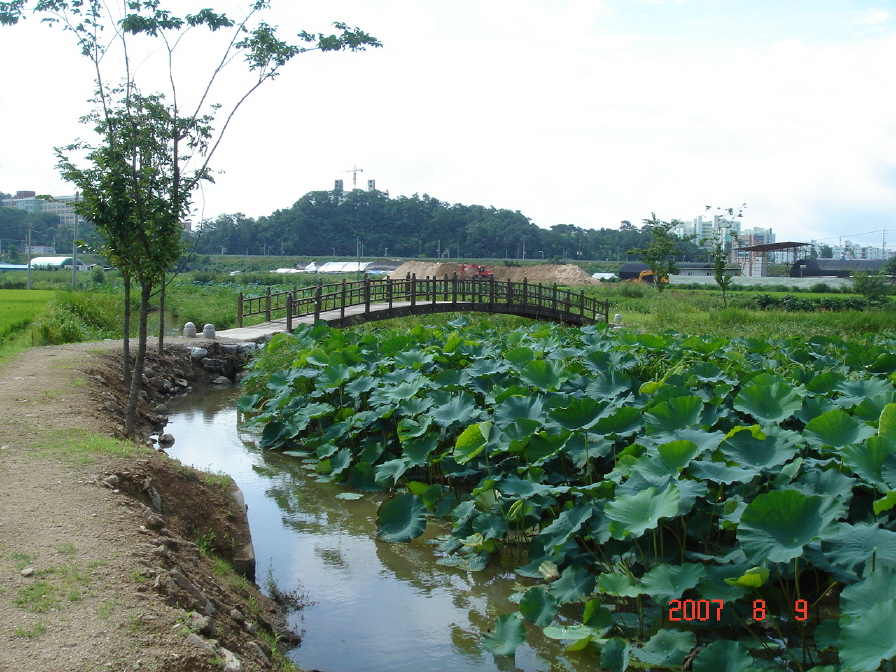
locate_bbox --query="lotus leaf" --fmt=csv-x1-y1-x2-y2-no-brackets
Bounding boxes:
600,637,631,672
822,522,896,577
453,422,491,464
376,492,427,542
804,409,876,449
431,391,478,428
539,503,594,551
720,429,798,471
517,359,566,390
374,458,411,487
547,397,608,431
737,489,839,564
640,562,707,605
548,565,596,603
645,396,704,434
584,369,636,398
689,460,758,485
481,613,526,656
605,484,681,539
840,566,896,616
598,572,642,597
838,599,896,672
836,378,894,409
519,586,558,626
842,436,896,490
723,566,770,588
632,628,696,666
733,382,804,423
692,640,755,672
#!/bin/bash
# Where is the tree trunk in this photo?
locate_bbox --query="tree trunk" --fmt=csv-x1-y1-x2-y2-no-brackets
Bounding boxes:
122,271,131,391
125,282,151,440
158,271,165,353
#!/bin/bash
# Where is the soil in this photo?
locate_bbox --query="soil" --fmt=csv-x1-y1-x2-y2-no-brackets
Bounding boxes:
0,338,302,672
389,261,597,285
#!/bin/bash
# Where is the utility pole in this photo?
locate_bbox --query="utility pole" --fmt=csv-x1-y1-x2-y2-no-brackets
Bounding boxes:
72,191,79,289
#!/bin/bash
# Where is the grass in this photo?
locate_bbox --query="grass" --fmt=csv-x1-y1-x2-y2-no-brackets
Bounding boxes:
0,289,56,365
11,620,46,639
31,428,152,465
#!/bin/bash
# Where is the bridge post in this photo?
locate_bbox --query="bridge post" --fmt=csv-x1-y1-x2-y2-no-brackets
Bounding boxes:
410,274,417,310
340,278,347,319
387,277,394,316
265,287,272,322
364,275,371,318
237,292,244,328
580,290,585,321
452,272,457,309
287,291,293,332
552,283,558,315
506,279,512,306
522,277,528,308
314,278,323,322
425,276,430,303
489,276,495,312
431,276,438,308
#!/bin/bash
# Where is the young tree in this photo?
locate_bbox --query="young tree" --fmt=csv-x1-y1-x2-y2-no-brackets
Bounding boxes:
1,1,380,438
628,214,686,292
704,204,746,308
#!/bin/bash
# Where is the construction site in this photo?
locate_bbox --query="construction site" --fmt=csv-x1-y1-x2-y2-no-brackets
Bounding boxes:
388,261,598,285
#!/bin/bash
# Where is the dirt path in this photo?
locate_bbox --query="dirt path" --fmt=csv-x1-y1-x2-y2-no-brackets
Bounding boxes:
0,340,298,672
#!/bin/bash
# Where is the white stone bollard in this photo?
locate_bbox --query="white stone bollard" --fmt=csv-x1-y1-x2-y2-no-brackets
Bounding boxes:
202,323,216,339
183,322,197,338
614,313,622,324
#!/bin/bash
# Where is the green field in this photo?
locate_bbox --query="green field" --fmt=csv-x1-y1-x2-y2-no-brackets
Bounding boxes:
0,289,56,363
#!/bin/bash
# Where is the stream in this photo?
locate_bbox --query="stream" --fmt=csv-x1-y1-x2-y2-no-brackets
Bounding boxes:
165,386,590,672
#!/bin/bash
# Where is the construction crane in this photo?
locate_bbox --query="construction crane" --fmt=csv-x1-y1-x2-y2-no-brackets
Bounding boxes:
340,165,364,188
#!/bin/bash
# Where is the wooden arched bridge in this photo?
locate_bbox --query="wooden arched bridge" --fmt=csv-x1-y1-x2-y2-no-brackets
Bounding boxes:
219,274,609,339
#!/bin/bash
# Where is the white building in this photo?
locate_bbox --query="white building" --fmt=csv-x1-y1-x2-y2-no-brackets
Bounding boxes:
29,256,90,271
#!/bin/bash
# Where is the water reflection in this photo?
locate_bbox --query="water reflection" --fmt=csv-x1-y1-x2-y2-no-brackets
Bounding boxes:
166,386,589,672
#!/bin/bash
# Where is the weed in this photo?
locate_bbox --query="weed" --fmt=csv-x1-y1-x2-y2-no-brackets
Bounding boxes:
195,532,216,557
32,428,150,464
11,552,35,570
56,542,77,556
261,567,314,613
14,580,59,613
12,620,46,638
97,599,115,619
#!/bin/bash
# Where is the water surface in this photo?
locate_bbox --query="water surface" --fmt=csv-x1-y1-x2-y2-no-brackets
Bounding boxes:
165,386,588,672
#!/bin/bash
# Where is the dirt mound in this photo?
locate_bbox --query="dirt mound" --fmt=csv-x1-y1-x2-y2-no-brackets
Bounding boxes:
389,262,596,286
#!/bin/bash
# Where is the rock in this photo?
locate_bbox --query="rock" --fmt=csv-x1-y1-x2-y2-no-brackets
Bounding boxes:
150,377,172,393
188,347,208,360
218,648,242,672
143,510,166,530
252,639,272,659
201,357,235,378
184,633,215,653
158,433,175,447
229,608,244,623
212,376,231,386
154,403,169,415
173,379,189,389
187,612,215,637
247,641,270,663
20,567,35,577
169,570,215,615
242,620,256,635
102,475,120,488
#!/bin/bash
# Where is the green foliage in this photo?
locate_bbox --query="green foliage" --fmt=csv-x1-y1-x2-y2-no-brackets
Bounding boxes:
627,214,687,292
851,271,890,305
241,320,896,669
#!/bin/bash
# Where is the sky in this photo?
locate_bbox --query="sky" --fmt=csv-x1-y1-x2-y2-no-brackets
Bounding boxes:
2,0,896,248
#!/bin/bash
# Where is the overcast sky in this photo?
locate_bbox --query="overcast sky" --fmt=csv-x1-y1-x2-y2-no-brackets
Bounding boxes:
2,1,895,247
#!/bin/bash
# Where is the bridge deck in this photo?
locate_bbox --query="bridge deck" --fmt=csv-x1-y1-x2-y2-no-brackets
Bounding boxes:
217,300,417,340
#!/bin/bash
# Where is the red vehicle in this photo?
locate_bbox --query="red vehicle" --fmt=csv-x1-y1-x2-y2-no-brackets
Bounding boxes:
459,264,493,278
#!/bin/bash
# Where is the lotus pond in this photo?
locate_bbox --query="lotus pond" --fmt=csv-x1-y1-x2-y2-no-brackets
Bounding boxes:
236,317,896,672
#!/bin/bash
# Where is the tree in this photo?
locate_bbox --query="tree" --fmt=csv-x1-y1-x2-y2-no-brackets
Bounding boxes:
851,271,890,306
704,204,746,307
2,1,380,438
628,214,686,292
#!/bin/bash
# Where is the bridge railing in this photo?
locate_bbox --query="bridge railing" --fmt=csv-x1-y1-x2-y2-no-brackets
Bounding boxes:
237,273,609,328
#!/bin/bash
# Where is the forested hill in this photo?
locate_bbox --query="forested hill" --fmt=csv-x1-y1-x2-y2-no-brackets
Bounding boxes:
193,189,708,261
